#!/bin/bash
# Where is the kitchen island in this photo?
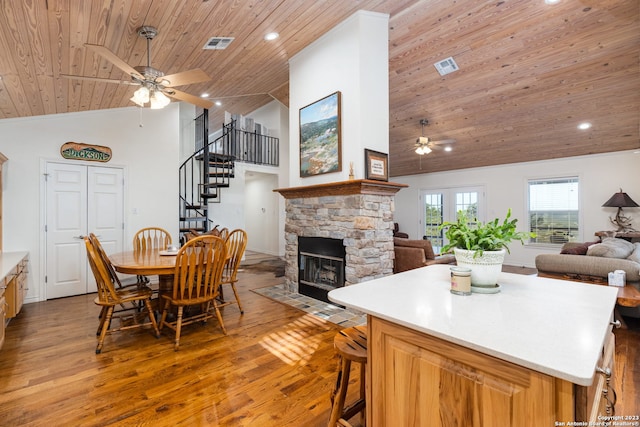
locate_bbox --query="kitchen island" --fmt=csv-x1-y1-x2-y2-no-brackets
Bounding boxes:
328,264,619,426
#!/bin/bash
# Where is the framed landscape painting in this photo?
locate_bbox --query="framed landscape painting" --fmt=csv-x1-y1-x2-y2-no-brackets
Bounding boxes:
299,92,342,177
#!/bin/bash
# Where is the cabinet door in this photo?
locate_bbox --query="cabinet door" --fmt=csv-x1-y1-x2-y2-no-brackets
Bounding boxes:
15,268,25,315
369,317,565,426
0,295,5,349
5,272,18,318
589,332,615,421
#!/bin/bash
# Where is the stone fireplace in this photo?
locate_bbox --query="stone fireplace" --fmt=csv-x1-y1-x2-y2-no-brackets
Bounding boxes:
275,180,407,299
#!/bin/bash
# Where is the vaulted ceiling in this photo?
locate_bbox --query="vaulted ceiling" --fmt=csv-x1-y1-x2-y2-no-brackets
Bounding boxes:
0,0,637,176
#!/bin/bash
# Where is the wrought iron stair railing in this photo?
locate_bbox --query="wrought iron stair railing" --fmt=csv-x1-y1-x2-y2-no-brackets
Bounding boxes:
178,111,279,242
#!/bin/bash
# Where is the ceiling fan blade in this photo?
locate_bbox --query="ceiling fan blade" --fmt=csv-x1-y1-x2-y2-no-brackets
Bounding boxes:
159,69,211,87
84,44,143,80
59,74,139,85
431,138,456,145
166,89,214,109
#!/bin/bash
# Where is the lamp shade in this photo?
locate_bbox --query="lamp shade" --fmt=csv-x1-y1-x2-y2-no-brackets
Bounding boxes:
149,90,170,109
602,190,639,208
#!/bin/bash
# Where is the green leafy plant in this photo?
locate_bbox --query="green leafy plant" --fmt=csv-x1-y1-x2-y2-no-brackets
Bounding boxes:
439,209,535,257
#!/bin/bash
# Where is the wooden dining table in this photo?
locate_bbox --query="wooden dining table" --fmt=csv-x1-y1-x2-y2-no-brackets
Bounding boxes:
109,249,177,299
109,247,231,300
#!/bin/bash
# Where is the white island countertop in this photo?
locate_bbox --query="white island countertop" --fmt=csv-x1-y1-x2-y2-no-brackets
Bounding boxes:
328,264,618,386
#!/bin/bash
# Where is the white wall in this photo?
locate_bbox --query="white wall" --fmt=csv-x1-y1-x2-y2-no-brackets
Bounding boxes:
392,150,640,268
0,104,181,302
288,10,389,186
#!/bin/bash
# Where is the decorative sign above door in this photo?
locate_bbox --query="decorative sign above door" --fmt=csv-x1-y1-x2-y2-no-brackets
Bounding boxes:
60,142,112,162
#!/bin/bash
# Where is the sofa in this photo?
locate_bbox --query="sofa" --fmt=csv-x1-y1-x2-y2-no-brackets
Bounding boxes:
535,238,640,315
393,237,456,273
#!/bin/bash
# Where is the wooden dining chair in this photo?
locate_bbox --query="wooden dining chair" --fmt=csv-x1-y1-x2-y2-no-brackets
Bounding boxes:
133,227,172,252
84,237,160,354
218,227,230,241
218,229,248,314
159,235,228,350
89,233,141,311
133,227,172,285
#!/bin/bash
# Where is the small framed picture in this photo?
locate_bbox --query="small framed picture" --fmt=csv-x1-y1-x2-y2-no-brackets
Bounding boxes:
364,149,388,181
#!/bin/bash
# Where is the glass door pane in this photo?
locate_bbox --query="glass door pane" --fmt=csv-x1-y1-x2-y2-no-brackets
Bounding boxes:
423,192,444,251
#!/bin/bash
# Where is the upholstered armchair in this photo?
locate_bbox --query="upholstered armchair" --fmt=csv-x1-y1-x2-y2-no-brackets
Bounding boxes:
393,237,456,273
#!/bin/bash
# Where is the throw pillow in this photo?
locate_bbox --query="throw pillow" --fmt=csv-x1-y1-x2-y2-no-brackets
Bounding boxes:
628,243,640,263
560,241,597,255
587,238,635,259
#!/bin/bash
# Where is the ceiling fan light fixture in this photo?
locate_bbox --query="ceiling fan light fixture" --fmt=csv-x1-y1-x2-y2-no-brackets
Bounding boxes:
415,145,432,155
130,86,150,106
149,90,170,109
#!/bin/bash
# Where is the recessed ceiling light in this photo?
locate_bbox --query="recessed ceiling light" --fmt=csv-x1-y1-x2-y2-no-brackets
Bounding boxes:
444,146,453,152
214,101,222,107
545,0,560,4
200,93,209,98
577,122,592,130
264,32,279,41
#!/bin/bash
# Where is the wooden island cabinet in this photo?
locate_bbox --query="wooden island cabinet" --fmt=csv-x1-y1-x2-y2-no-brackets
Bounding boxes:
329,265,618,426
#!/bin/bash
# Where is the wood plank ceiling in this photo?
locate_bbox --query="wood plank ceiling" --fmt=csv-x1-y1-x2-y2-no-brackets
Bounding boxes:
0,0,637,177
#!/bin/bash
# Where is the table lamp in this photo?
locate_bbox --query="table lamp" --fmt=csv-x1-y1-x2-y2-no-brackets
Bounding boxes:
602,189,638,232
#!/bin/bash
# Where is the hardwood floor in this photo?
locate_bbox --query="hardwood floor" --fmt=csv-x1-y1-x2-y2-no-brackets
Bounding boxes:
0,270,350,426
0,267,637,425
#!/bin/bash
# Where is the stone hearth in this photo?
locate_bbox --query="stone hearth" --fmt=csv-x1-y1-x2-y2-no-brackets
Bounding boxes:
275,180,407,294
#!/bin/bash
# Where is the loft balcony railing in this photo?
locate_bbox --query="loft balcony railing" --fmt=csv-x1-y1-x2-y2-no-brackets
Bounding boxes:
196,119,279,167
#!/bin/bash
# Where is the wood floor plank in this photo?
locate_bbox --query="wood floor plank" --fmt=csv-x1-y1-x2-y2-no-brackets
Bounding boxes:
0,266,636,425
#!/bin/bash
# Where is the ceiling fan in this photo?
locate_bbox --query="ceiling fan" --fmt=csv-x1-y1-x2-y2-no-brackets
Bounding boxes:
61,26,213,109
414,119,455,155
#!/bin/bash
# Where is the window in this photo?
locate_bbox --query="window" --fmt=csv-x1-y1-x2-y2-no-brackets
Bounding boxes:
528,177,579,244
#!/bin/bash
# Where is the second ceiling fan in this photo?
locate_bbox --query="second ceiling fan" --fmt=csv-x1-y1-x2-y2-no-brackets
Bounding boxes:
62,26,213,109
414,119,455,155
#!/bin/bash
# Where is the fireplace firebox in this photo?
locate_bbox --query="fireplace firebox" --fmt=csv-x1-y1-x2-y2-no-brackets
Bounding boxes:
298,237,345,304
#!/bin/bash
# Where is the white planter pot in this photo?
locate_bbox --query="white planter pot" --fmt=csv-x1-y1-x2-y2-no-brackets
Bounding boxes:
453,248,506,288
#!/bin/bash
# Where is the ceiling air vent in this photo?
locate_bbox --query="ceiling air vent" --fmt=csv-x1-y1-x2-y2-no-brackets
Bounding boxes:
203,37,235,50
434,56,459,76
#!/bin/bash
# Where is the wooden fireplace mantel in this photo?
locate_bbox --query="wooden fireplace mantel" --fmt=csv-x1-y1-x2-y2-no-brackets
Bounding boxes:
274,179,408,199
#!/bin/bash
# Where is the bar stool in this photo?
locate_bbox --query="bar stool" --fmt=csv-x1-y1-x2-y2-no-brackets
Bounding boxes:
328,325,367,427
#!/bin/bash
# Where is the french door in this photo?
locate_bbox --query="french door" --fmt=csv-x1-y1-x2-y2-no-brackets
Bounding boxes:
420,187,484,253
45,162,124,299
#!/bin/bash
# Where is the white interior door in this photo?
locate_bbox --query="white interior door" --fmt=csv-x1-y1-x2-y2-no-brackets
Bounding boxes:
87,167,124,292
45,162,124,298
